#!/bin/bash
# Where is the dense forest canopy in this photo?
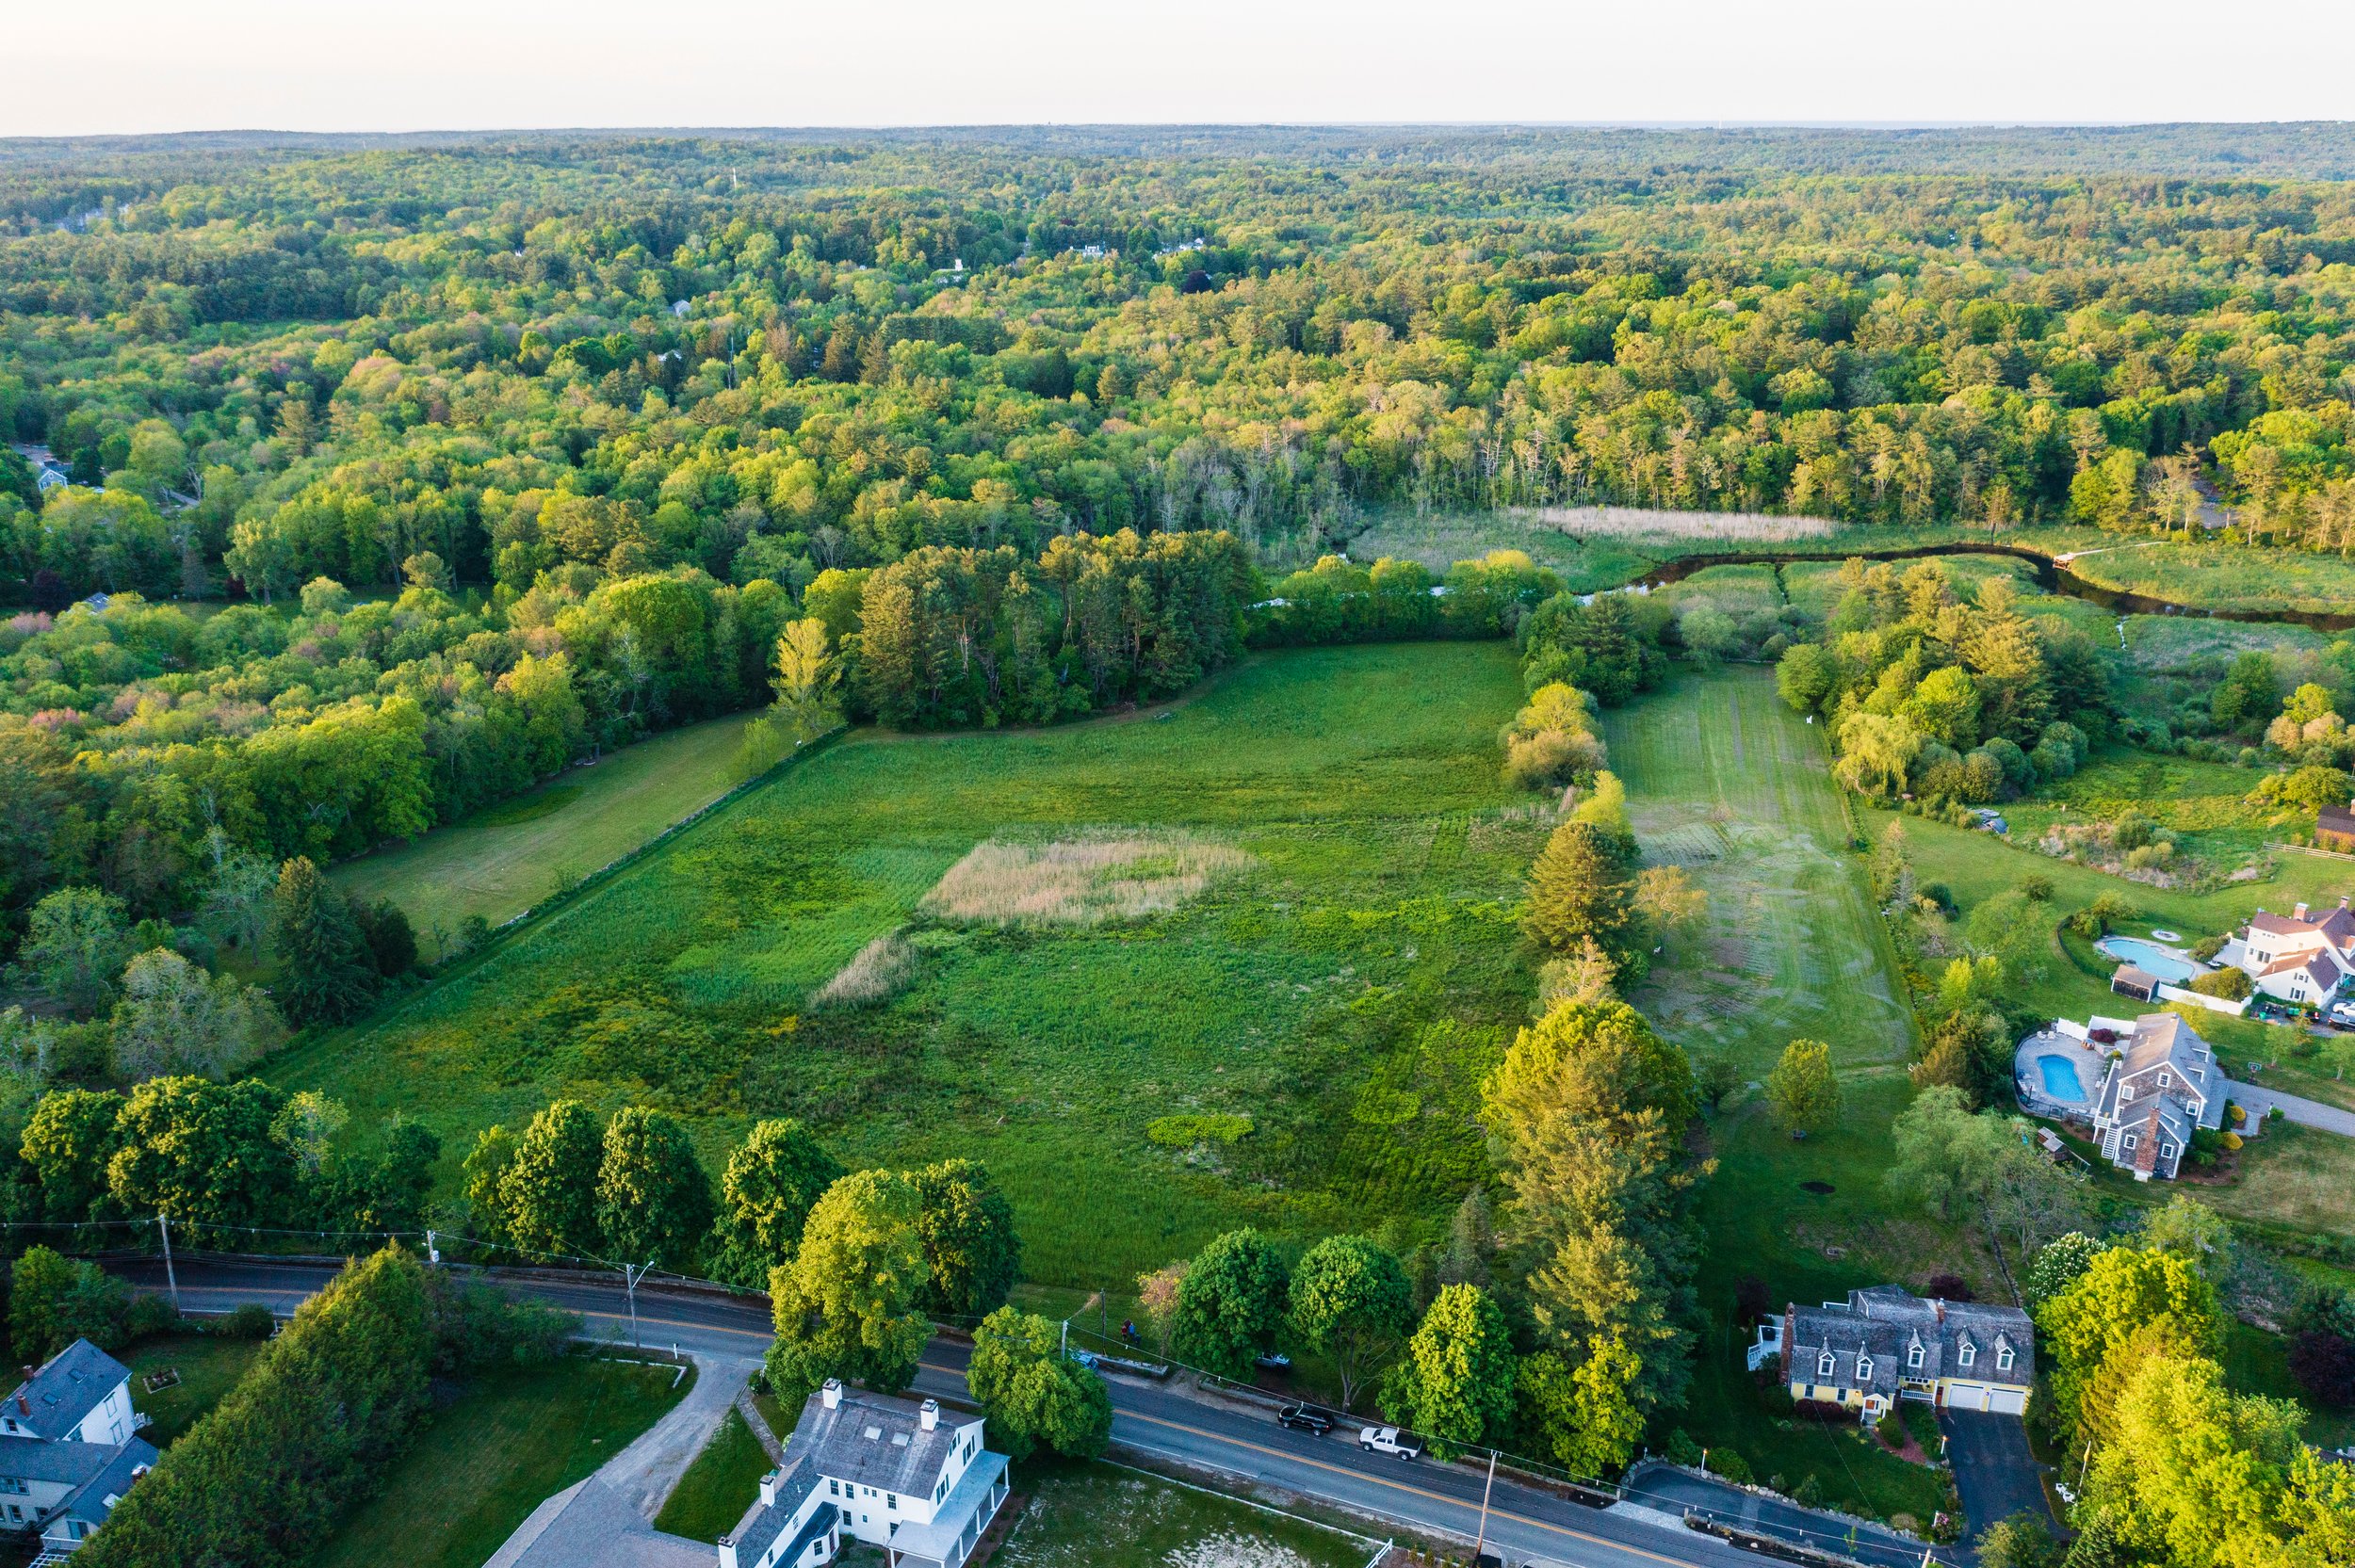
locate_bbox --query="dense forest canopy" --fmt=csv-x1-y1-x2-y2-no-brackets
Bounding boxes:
4,124,2355,942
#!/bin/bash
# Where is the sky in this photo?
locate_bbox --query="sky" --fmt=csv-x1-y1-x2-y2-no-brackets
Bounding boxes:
9,0,2355,137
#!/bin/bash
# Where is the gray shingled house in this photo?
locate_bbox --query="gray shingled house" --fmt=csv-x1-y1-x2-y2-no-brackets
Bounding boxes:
1775,1286,2034,1421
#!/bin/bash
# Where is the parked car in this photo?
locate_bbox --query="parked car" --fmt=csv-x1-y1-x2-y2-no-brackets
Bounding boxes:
1277,1403,1334,1434
1254,1352,1292,1372
1358,1426,1423,1459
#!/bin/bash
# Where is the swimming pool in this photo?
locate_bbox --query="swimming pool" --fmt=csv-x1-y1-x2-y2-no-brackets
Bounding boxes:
2097,936,2201,985
2037,1055,2088,1103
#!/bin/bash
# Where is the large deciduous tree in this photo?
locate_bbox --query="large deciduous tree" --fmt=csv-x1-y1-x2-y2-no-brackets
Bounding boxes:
965,1306,1112,1461
911,1158,1019,1320
497,1100,605,1259
1170,1228,1291,1380
1288,1236,1414,1410
106,1075,292,1233
597,1107,714,1271
709,1118,844,1288
764,1170,932,1406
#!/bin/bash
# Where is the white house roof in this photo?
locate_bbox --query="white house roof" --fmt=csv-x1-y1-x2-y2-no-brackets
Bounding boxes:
785,1387,970,1498
5,1340,129,1442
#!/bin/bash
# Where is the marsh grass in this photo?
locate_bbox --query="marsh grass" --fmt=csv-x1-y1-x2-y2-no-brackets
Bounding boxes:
810,932,916,1008
1534,505,1842,542
920,832,1253,928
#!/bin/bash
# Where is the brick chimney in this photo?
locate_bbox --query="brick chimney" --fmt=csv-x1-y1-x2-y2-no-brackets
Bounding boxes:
821,1378,843,1411
919,1398,940,1432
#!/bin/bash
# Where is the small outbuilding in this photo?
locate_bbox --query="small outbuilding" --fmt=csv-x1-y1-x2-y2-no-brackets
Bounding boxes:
2109,963,2159,1003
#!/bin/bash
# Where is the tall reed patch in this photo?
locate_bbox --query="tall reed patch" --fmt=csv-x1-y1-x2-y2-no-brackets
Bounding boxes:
810,931,916,1008
921,832,1251,929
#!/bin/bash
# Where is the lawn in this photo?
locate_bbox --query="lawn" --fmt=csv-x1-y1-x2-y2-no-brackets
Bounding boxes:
332,710,765,960
313,1354,691,1568
279,642,1536,1287
1598,669,1959,1525
654,1405,771,1542
990,1457,1377,1568
119,1334,265,1447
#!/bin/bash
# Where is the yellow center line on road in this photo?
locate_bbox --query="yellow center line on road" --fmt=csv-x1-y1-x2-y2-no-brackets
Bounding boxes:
1113,1410,1712,1568
574,1309,771,1340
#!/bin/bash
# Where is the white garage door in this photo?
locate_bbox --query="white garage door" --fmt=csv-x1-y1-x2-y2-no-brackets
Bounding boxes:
1947,1382,1990,1410
1987,1386,2026,1415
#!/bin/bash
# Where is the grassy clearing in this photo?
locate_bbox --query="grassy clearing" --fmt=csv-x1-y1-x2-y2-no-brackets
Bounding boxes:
654,1405,771,1543
2061,538,2355,619
120,1334,264,1447
279,642,1535,1287
1647,562,1784,623
992,1457,1374,1568
1599,669,1957,1523
314,1355,690,1568
332,711,760,959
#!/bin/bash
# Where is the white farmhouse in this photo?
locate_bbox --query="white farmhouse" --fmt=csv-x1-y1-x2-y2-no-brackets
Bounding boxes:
2218,899,2355,1005
0,1339,157,1554
723,1381,1009,1568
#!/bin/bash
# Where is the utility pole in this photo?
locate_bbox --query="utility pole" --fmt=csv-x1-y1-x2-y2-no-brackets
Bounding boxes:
623,1260,654,1351
1470,1448,1497,1566
156,1214,180,1315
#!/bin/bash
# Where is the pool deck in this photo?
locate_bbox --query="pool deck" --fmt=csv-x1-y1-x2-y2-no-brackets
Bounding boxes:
2015,1029,2106,1118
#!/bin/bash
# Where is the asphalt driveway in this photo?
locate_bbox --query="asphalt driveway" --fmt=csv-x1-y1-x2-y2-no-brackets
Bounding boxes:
1938,1410,2055,1542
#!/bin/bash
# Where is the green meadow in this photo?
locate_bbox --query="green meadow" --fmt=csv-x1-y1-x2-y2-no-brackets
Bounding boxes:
333,711,764,960
279,642,1538,1285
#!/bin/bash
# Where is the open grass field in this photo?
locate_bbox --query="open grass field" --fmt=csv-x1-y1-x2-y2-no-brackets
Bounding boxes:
992,1457,1378,1568
119,1334,264,1447
279,642,1536,1286
1600,669,1953,1524
313,1354,690,1568
332,711,762,960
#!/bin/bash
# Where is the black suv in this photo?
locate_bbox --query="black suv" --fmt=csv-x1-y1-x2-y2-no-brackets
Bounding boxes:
1276,1403,1334,1434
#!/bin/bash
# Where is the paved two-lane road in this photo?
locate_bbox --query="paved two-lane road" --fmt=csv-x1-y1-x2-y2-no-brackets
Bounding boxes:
104,1256,1801,1568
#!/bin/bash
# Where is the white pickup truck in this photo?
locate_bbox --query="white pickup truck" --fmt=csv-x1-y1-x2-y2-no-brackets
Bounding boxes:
1357,1426,1424,1459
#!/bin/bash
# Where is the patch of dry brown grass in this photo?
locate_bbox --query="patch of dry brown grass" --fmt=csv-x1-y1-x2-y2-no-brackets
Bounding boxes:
921,832,1252,929
1531,506,1840,542
809,931,916,1009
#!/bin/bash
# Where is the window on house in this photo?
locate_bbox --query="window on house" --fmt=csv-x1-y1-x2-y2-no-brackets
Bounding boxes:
1908,1345,1924,1368
1818,1351,1835,1377
2124,1134,2138,1150
1998,1347,2015,1372
1958,1343,1975,1366
830,1480,840,1496
2158,1072,2171,1088
2161,1143,2175,1159
1857,1355,1874,1381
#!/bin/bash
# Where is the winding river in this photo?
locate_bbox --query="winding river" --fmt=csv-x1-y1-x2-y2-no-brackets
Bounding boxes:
1616,540,2355,633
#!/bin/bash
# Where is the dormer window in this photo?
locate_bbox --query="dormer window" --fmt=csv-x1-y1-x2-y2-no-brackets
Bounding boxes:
1908,1343,1925,1369
1857,1354,1875,1381
1957,1341,1975,1367
1997,1345,2015,1372
1819,1351,1836,1378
